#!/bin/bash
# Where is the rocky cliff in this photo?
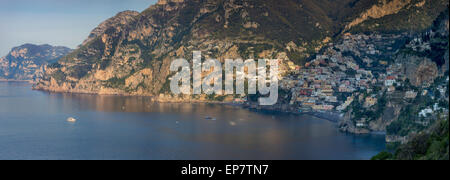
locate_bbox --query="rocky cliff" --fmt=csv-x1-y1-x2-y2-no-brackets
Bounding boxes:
33,0,380,96
350,0,448,33
0,44,72,81
81,10,140,47
34,0,447,101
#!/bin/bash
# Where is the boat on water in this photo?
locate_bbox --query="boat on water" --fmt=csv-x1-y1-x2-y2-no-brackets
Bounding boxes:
67,117,77,123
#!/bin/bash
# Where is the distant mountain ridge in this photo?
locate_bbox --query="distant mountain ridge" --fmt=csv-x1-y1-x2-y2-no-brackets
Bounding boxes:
0,44,72,81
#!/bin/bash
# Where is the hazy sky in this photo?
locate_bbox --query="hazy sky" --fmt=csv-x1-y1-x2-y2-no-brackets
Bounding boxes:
0,0,158,55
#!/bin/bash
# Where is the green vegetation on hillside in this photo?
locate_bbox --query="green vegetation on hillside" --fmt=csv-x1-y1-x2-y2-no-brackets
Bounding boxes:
373,118,449,160
351,0,449,34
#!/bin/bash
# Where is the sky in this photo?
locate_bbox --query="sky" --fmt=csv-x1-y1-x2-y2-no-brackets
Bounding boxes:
0,0,158,55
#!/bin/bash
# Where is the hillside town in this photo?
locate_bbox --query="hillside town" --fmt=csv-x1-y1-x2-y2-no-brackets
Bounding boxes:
244,31,449,139
279,34,413,111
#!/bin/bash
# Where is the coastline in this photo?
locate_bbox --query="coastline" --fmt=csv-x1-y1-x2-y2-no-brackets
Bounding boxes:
33,86,344,119
32,86,234,104
0,79,32,83
31,86,387,138
1,82,388,160
242,103,388,136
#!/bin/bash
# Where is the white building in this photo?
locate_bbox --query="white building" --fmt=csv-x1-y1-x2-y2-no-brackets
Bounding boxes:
419,108,433,118
385,76,396,87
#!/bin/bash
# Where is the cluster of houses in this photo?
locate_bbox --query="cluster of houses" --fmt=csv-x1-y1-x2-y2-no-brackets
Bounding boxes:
418,77,450,118
278,33,432,113
239,32,449,124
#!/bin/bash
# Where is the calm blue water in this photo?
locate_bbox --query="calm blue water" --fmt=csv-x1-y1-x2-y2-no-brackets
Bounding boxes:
0,82,385,160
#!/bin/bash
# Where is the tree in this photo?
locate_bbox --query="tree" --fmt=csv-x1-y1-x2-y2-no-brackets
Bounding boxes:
371,151,393,160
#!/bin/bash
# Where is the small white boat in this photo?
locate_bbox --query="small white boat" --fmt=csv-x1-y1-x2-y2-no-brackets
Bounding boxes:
67,117,77,123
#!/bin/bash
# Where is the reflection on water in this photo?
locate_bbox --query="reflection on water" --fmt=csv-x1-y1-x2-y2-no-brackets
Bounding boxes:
53,92,238,113
0,82,386,160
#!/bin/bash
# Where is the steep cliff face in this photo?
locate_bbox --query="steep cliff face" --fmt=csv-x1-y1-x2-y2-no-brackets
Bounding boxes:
34,0,447,99
401,56,439,87
34,0,380,96
346,0,413,30
349,0,449,33
400,6,449,84
0,44,72,81
340,92,405,134
81,10,140,47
